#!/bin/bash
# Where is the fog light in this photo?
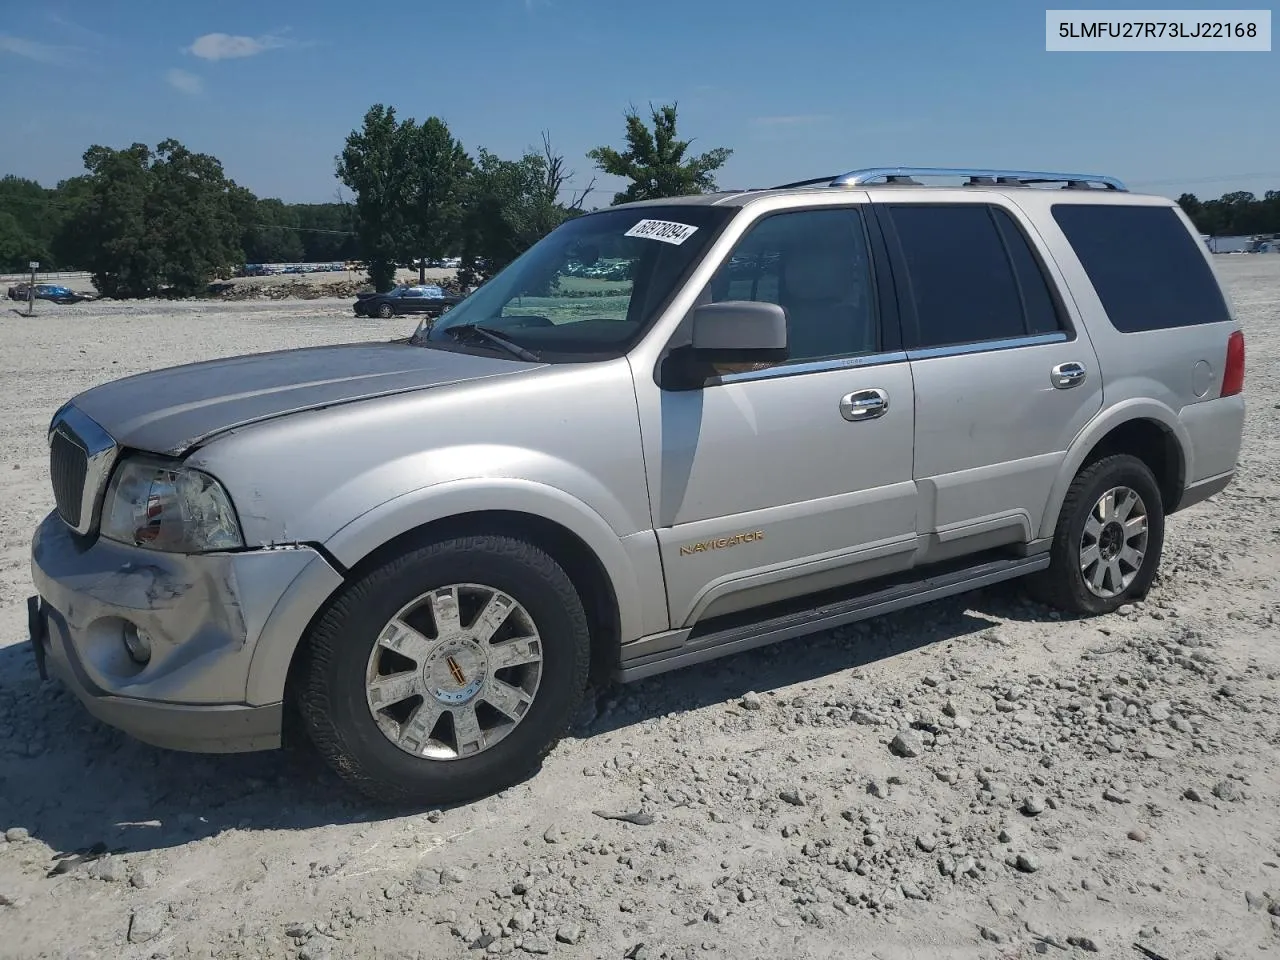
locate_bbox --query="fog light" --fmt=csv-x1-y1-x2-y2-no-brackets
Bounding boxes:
122,623,152,665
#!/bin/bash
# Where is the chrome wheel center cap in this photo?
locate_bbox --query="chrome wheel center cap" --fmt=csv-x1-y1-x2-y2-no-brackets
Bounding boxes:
424,640,486,705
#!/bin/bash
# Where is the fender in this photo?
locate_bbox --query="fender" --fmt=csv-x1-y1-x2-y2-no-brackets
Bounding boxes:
243,476,650,706
1036,398,1193,541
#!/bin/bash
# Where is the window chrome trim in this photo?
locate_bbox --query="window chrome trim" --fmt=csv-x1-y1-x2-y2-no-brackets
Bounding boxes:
711,330,1068,384
713,350,909,385
906,331,1068,361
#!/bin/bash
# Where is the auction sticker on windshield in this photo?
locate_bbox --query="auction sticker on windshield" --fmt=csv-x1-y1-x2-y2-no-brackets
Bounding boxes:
624,219,700,245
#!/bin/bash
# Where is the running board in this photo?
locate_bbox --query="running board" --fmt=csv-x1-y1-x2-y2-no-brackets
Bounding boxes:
617,553,1049,683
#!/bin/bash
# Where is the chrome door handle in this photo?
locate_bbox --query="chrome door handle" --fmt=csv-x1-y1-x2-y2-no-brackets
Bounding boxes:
839,389,889,422
1051,362,1087,389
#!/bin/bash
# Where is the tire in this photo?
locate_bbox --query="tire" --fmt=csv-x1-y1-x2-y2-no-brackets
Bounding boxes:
296,534,591,806
1027,454,1166,616
377,303,394,319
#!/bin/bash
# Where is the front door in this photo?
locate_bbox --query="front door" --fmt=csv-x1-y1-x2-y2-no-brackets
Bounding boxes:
636,205,920,628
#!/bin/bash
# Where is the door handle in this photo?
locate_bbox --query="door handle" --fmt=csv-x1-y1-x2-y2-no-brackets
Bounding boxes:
1051,362,1088,389
839,389,889,422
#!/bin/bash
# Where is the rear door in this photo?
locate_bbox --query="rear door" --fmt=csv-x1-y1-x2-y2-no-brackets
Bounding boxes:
876,199,1103,556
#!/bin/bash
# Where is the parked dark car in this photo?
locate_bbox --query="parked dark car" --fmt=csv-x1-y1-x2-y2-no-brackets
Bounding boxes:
6,283,93,305
353,284,462,319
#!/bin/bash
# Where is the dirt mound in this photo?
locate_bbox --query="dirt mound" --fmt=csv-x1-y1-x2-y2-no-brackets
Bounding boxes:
213,279,373,301
211,277,468,302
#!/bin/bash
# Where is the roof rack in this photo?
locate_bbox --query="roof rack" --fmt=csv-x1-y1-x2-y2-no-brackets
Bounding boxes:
824,167,1127,191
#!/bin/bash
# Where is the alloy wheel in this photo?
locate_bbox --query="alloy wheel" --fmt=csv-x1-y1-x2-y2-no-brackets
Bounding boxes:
364,583,543,760
1079,485,1149,599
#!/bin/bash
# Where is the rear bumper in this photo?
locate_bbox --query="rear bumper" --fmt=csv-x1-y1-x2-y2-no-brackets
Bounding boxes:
1179,394,1245,495
1175,469,1234,513
27,510,336,753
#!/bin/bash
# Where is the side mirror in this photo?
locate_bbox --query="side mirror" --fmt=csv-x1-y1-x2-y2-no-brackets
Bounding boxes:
691,301,789,363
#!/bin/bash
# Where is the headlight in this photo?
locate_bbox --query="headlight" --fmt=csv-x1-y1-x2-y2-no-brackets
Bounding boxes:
101,456,244,553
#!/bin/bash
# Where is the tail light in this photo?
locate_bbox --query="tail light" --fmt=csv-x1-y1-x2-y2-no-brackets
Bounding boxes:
1221,330,1245,397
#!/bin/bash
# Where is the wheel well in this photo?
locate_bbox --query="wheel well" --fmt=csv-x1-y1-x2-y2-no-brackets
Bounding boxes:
1080,419,1185,512
287,510,622,697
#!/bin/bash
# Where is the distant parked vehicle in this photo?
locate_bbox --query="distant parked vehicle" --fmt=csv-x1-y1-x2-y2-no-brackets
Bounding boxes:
6,283,93,305
353,284,462,319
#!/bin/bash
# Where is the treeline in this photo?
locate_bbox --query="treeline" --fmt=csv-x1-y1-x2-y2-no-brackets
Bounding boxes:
1177,190,1280,237
0,170,357,276
0,101,731,298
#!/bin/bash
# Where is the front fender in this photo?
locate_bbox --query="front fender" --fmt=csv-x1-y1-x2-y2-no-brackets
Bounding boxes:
243,478,653,706
326,475,652,658
294,443,648,549
1036,398,1192,541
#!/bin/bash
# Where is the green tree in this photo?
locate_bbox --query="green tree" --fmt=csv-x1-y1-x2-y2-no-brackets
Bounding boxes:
57,140,242,298
235,193,305,264
59,143,154,296
338,106,472,290
1176,193,1202,222
407,117,472,283
291,202,359,262
0,175,62,270
588,102,732,205
0,210,29,270
146,140,243,292
337,104,412,291
460,137,587,285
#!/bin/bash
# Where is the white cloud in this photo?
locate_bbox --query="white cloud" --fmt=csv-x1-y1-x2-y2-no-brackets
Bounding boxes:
0,34,71,64
166,68,203,95
188,31,286,61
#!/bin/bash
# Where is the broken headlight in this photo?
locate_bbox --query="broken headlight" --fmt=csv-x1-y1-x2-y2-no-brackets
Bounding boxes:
100,456,244,553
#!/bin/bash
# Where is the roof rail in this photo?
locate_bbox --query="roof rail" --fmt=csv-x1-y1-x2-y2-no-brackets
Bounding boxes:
827,167,1127,191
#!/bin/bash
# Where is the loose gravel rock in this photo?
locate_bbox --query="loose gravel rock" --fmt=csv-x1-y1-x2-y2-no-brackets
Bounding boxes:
889,729,924,758
1,261,1279,959
127,906,167,944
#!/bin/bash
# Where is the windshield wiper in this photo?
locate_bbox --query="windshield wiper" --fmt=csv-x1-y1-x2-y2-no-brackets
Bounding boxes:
442,324,541,362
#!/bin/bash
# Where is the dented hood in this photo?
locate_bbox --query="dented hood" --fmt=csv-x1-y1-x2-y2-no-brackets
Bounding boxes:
68,341,539,455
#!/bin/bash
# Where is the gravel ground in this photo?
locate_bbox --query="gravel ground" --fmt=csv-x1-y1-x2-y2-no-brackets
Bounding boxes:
1,260,1278,960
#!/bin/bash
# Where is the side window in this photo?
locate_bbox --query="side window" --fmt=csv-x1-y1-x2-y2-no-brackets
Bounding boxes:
1051,203,1231,332
403,289,423,299
705,208,878,362
887,204,1030,348
991,208,1064,336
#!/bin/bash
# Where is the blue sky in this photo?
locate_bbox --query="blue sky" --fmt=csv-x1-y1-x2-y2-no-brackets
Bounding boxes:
0,0,1277,205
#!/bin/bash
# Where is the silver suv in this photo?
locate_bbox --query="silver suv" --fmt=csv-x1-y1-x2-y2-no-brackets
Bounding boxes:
28,167,1246,805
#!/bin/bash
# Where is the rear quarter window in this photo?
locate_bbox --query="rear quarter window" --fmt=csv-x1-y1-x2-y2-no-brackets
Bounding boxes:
1051,204,1231,333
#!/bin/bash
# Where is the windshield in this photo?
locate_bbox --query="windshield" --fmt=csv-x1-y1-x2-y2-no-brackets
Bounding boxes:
414,205,734,360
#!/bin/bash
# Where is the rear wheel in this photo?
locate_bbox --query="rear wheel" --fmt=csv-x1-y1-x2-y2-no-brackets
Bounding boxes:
296,534,591,806
1028,454,1165,615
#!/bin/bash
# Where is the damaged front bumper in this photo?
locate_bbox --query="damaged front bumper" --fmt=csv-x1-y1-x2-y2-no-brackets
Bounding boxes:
28,510,337,753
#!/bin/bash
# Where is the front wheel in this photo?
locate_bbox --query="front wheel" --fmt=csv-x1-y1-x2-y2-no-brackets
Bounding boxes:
1028,454,1166,616
377,303,395,319
296,534,591,806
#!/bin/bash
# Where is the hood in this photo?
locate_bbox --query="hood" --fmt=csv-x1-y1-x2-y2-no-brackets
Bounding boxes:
67,341,540,456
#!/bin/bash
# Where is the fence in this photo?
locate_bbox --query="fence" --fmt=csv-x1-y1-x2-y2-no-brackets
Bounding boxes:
0,270,94,284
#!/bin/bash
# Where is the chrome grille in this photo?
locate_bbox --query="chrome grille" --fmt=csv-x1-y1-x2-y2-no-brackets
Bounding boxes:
46,406,118,536
50,429,89,528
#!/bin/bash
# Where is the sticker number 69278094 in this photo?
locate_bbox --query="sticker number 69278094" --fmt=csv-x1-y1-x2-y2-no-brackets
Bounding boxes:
624,219,700,245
